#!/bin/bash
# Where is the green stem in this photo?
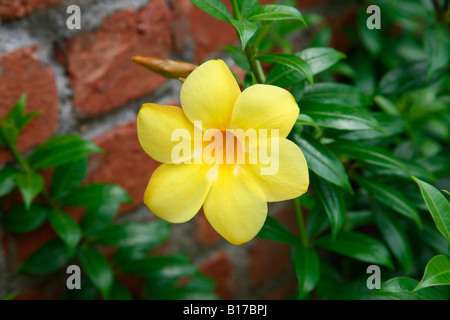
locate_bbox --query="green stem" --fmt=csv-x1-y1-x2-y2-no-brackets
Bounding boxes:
245,45,266,84
252,21,274,52
293,197,308,247
8,142,31,173
230,0,241,20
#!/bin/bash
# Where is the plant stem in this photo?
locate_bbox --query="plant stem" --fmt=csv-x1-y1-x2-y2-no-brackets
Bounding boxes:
245,45,266,84
293,197,308,247
432,0,445,21
8,142,31,173
230,0,241,20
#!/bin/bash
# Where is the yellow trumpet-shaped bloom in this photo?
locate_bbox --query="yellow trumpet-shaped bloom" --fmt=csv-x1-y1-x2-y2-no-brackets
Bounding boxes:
137,59,309,245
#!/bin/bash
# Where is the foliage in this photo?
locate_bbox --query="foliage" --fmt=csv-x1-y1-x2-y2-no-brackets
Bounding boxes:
0,95,217,300
191,0,450,299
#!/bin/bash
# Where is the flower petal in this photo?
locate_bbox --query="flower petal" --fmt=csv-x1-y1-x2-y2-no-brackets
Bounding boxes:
137,103,198,164
144,163,213,223
246,137,309,202
203,165,267,245
230,84,299,138
180,60,241,131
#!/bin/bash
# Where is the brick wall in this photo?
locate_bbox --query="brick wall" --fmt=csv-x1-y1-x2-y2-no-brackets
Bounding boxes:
0,0,356,300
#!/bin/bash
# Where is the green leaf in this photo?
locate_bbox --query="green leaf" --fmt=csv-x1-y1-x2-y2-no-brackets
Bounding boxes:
375,277,445,300
77,246,113,299
48,210,82,254
109,279,132,300
374,205,413,274
424,25,450,79
60,184,132,208
295,114,320,131
330,141,410,176
230,18,258,50
28,135,102,170
237,0,259,18
354,175,422,228
293,245,320,299
315,231,393,268
257,53,314,86
302,102,382,132
15,171,44,210
302,83,371,107
267,48,345,87
50,157,88,199
190,0,232,22
414,255,450,291
81,203,120,235
357,10,382,56
120,254,192,278
18,238,71,274
91,220,171,249
222,45,252,73
312,174,346,239
247,4,306,25
412,177,450,243
256,215,297,244
2,203,49,233
379,61,445,95
0,166,20,197
291,132,352,193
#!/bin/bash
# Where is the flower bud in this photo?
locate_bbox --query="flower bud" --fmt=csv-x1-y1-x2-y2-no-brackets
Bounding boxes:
131,56,197,80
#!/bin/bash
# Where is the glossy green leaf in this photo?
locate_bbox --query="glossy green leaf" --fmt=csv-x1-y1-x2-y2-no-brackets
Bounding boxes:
312,174,346,239
81,203,120,235
190,0,232,22
292,132,352,193
120,254,192,278
413,177,450,243
15,171,44,210
315,231,393,268
424,25,450,79
247,4,306,25
50,157,88,199
302,102,382,132
295,114,320,131
354,175,421,227
28,135,102,170
379,61,445,95
414,255,450,291
330,141,410,176
374,206,413,274
375,277,445,300
257,53,314,86
257,215,297,244
230,18,258,49
60,184,132,208
2,203,49,233
77,246,113,299
18,238,71,274
237,0,259,18
294,245,320,299
91,220,171,249
0,166,20,197
48,210,82,254
267,48,345,87
302,83,370,107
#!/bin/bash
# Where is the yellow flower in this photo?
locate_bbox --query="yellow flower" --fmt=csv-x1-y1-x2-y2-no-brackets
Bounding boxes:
137,59,309,245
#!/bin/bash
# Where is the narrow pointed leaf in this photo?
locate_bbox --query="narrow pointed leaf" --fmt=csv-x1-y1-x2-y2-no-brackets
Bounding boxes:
414,255,450,291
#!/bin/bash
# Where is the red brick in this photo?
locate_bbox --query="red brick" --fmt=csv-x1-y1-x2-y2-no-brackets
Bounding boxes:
199,251,238,299
195,209,221,245
0,0,61,21
0,46,59,164
172,0,238,62
86,121,160,214
248,202,297,285
57,0,173,116
297,0,330,8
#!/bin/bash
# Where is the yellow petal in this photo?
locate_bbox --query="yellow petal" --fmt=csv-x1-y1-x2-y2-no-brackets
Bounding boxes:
137,103,198,164
144,163,213,223
230,84,299,138
203,165,267,245
246,137,309,202
180,60,241,131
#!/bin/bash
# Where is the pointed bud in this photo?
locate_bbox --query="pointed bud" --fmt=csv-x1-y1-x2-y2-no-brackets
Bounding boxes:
131,56,197,80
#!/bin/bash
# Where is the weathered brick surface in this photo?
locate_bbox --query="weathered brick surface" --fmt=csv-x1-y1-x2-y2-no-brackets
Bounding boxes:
0,46,59,164
57,0,173,116
0,0,61,21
